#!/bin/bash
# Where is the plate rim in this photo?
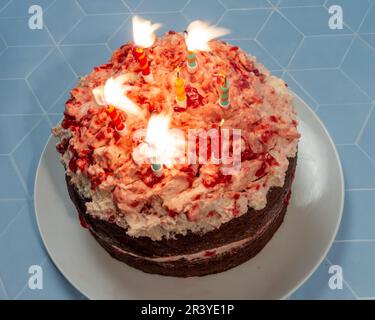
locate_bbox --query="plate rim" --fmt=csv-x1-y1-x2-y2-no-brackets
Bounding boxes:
34,93,345,300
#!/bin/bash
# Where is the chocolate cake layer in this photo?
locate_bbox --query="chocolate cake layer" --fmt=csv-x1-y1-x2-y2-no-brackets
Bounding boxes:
66,156,296,276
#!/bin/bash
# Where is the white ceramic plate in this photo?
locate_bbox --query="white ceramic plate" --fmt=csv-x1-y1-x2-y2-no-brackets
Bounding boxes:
34,94,344,300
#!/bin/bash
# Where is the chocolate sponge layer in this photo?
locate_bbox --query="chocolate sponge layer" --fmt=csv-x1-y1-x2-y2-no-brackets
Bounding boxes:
66,156,297,277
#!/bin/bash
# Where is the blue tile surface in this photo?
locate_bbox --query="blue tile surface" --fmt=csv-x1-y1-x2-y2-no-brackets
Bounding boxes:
336,191,375,241
317,104,371,144
77,0,129,14
44,0,84,43
220,9,271,39
0,46,53,78
289,35,353,69
0,80,43,114
0,17,54,46
0,0,375,300
182,0,225,23
60,44,111,77
257,11,303,66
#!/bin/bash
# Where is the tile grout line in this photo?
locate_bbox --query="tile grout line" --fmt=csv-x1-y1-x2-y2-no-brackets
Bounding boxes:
325,257,360,299
338,68,373,101
8,155,31,200
24,47,55,79
14,256,48,300
356,144,375,166
106,14,131,47
0,0,13,15
8,115,45,155
338,2,373,68
355,103,374,144
0,275,9,300
0,203,27,239
345,188,375,192
282,70,320,107
334,239,375,243
24,80,48,115
119,0,133,13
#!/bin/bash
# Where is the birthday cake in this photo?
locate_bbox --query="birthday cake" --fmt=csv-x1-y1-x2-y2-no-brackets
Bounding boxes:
53,21,300,277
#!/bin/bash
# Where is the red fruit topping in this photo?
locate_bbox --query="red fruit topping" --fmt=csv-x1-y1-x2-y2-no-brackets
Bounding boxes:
78,212,88,229
255,161,267,178
139,167,164,188
186,85,203,109
203,171,231,188
168,30,176,35
241,148,256,161
269,115,278,122
61,118,78,129
230,46,239,51
260,130,274,144
234,193,240,200
207,211,216,217
204,250,216,257
168,210,178,218
69,157,78,172
284,190,292,205
180,165,196,187
113,130,121,142
96,131,105,141
56,138,69,154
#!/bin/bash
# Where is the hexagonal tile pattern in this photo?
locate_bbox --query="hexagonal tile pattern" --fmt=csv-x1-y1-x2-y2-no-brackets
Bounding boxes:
219,9,271,39
220,0,271,9
0,46,53,78
28,49,77,110
328,242,375,298
341,38,375,100
61,14,127,45
0,17,54,46
44,0,84,43
359,107,375,161
134,0,187,13
257,11,303,66
182,0,225,23
77,0,129,14
0,0,375,300
288,35,353,69
0,0,52,18
0,80,43,114
317,103,371,144
288,69,370,104
280,6,351,35
60,44,111,77
336,190,375,240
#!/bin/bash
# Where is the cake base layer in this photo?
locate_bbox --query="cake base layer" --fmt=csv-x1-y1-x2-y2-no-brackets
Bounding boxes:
66,156,296,277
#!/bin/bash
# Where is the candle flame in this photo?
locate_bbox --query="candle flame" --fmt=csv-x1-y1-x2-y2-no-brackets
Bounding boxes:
92,75,142,117
144,114,185,167
132,15,161,48
185,20,230,52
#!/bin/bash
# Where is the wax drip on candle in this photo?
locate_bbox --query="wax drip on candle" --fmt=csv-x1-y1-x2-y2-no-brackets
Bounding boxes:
175,67,187,109
131,16,161,82
133,47,153,82
106,105,127,136
184,31,197,74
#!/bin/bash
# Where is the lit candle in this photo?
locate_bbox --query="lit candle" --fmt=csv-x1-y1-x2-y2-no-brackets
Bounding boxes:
184,21,230,73
151,159,163,177
218,74,230,109
184,31,197,73
132,47,153,82
106,105,126,135
175,67,187,109
132,16,161,83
